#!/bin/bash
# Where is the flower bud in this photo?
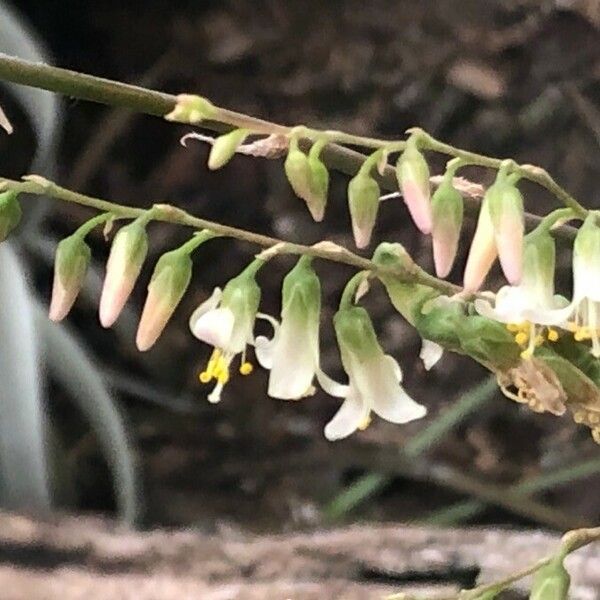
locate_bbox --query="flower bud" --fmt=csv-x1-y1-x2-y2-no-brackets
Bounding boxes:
396,144,432,234
164,94,217,124
99,220,149,328
0,190,22,242
529,557,570,600
284,145,312,204
136,250,193,351
49,234,91,321
208,128,248,170
487,178,525,285
347,173,380,248
463,197,497,292
306,153,329,222
431,181,463,277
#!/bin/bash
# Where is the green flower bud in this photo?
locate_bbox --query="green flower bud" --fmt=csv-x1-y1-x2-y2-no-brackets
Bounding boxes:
0,190,22,242
136,249,193,351
285,146,312,201
49,234,91,321
347,173,380,248
396,143,432,233
99,220,149,328
307,152,329,222
529,557,570,600
431,181,463,277
164,94,217,124
208,128,249,170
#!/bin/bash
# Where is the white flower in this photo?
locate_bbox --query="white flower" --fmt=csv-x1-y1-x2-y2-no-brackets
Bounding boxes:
255,257,321,399
419,339,444,370
321,306,426,441
474,228,565,358
189,262,262,402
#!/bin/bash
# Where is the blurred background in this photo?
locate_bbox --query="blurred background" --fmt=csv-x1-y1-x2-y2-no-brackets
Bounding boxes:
0,0,599,536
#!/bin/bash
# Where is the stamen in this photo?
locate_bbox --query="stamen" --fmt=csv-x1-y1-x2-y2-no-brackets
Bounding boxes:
514,331,528,346
199,371,211,383
358,413,372,430
239,362,253,375
547,328,559,342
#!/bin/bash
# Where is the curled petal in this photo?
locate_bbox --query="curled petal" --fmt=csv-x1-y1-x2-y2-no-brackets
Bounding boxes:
324,387,368,441
189,288,222,330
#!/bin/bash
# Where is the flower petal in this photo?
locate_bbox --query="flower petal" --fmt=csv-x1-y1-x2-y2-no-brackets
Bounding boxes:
189,287,222,330
191,307,235,348
316,369,349,398
419,339,443,371
324,386,368,441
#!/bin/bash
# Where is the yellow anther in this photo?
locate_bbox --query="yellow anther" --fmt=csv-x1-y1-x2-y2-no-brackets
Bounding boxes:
217,370,230,385
547,329,559,342
574,329,587,342
514,331,528,346
239,361,253,375
534,335,545,347
520,348,534,359
506,323,521,332
358,413,372,430
199,371,212,384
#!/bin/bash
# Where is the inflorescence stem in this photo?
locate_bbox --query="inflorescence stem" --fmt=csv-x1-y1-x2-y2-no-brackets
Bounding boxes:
0,52,586,217
0,175,460,296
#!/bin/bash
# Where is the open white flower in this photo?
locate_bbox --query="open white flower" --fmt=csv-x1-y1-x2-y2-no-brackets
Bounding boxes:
189,261,262,402
475,228,565,358
321,306,426,441
255,256,321,399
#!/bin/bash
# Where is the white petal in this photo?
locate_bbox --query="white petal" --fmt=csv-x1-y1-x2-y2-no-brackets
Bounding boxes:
419,339,444,371
191,307,235,348
189,288,222,331
324,387,368,441
316,369,349,398
354,355,427,424
524,301,576,326
254,335,275,369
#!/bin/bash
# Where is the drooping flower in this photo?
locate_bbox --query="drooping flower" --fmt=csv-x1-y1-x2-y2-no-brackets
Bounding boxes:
189,259,263,403
474,227,565,358
530,213,600,357
255,256,322,399
395,142,432,234
49,234,91,322
99,219,149,328
347,171,380,249
321,305,426,441
463,171,525,291
430,179,463,278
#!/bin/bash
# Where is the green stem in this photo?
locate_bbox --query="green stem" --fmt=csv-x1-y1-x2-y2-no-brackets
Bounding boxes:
73,212,112,239
175,229,219,255
339,271,369,310
0,175,460,295
0,53,586,216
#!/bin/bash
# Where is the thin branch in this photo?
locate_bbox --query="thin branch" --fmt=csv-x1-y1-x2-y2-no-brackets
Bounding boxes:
0,52,587,220
0,175,460,296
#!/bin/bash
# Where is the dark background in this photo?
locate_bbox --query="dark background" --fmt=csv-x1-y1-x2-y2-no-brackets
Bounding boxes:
2,0,599,531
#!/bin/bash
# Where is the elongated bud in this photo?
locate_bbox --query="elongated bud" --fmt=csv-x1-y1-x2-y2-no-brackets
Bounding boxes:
348,173,380,248
529,557,570,599
208,128,249,170
136,250,192,351
284,141,312,204
0,190,22,242
164,94,217,124
463,196,498,292
487,177,525,284
396,143,432,234
431,181,463,277
49,234,91,321
572,212,600,302
306,152,329,222
99,220,149,328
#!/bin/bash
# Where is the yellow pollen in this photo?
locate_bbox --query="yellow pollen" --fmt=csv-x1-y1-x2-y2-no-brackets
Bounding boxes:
358,414,372,430
199,371,211,384
217,371,230,385
239,361,253,375
574,328,588,342
534,335,545,347
520,348,534,359
547,329,559,342
506,323,520,332
514,331,528,346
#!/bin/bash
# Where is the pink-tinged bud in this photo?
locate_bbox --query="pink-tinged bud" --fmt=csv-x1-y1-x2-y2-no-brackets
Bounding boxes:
488,179,524,285
463,198,497,292
136,250,193,351
99,221,148,328
347,173,380,248
49,234,91,321
431,181,464,278
396,144,432,234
